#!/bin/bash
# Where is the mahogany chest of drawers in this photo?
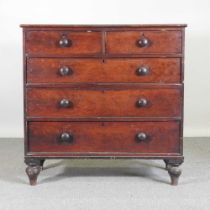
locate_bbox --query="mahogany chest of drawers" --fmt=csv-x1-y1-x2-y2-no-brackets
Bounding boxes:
21,24,186,185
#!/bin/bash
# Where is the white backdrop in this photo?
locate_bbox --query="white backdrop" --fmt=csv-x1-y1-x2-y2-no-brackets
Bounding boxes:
0,0,210,138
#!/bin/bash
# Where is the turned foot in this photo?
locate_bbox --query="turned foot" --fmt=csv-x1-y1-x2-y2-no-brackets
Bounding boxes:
165,158,183,186
26,166,41,185
25,158,42,186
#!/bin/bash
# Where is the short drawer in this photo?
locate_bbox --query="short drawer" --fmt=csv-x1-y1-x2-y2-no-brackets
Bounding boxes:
28,121,180,154
27,87,181,118
27,58,181,84
25,31,102,56
106,31,182,54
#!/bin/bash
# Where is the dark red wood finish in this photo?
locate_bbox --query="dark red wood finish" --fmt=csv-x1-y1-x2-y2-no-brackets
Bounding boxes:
27,58,181,83
27,87,181,117
106,31,182,54
21,24,186,185
28,121,180,154
25,31,102,56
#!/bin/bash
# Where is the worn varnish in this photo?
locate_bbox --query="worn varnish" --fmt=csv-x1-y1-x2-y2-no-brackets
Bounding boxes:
21,24,186,186
27,87,181,117
28,121,180,154
25,31,102,56
27,58,181,83
106,31,182,54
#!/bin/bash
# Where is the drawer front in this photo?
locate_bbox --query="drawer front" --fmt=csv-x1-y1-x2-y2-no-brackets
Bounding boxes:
27,88,181,117
106,31,182,54
27,58,181,83
28,121,180,154
25,31,102,56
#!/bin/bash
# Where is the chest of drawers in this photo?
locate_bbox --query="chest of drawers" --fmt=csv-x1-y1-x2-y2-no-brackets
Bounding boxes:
21,24,186,186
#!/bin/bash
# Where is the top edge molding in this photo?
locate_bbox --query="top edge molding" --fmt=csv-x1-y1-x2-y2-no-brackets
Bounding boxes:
20,24,187,28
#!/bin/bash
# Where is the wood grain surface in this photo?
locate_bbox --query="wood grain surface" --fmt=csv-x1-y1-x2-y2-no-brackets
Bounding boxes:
27,58,181,83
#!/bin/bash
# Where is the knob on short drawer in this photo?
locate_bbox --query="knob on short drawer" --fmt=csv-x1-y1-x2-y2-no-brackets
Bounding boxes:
136,66,149,76
59,99,73,108
137,37,150,48
59,66,72,76
136,132,147,141
59,35,72,47
136,98,148,107
60,132,74,143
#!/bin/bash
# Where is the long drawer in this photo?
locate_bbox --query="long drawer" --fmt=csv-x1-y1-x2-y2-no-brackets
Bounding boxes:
27,58,181,84
26,87,181,118
28,121,180,155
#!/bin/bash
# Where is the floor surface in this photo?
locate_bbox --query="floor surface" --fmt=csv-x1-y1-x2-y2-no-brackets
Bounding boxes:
0,138,209,210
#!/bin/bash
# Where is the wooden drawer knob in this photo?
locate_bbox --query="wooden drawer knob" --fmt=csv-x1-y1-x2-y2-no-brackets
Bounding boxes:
59,99,73,108
136,98,148,107
60,132,74,143
137,37,150,48
136,66,149,76
136,132,147,141
59,36,72,47
59,66,72,76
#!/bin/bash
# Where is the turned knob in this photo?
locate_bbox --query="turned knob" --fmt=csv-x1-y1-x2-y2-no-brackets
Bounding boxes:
136,98,148,107
136,132,147,141
137,37,150,48
136,66,149,76
59,66,72,76
59,36,72,47
59,99,73,108
60,132,73,143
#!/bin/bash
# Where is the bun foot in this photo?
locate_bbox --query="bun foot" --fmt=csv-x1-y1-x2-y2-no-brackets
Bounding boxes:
26,166,41,185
